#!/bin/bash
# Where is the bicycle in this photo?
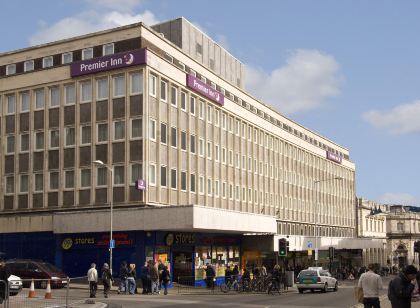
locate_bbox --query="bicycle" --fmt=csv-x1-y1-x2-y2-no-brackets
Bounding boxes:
267,278,282,295
220,278,240,293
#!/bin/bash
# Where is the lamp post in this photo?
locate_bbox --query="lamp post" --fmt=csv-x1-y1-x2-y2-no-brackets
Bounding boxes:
93,160,114,276
314,177,343,267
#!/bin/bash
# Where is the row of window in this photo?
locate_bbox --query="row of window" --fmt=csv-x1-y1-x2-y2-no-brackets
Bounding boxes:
3,72,142,114
4,119,142,153
4,163,141,194
5,43,115,76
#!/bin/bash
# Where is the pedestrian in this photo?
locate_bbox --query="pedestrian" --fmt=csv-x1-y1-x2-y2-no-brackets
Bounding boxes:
118,261,128,294
225,265,232,284
388,264,418,308
87,263,98,298
140,261,149,294
150,261,160,294
205,264,216,290
158,260,164,292
127,264,136,295
101,263,113,298
160,265,171,295
0,259,11,304
357,263,383,308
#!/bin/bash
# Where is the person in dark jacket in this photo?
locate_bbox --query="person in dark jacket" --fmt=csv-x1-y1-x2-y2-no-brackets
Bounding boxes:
205,264,216,289
101,263,113,298
225,266,232,284
140,262,149,294
232,265,240,281
160,265,171,295
0,260,11,304
118,261,128,294
388,265,418,308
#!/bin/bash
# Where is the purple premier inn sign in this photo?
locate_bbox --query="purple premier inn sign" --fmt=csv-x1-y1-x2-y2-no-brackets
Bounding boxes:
186,75,224,106
70,49,147,77
326,151,342,164
135,179,146,190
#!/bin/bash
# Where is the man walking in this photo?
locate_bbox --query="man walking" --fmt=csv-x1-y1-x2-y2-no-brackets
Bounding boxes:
87,263,98,298
357,263,383,308
0,259,10,304
388,265,417,308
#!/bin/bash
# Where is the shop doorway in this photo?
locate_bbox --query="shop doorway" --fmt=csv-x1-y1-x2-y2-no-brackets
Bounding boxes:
172,250,193,281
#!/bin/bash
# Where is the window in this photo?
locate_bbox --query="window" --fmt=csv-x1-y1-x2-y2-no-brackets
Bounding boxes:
34,174,43,191
21,92,30,112
65,127,75,146
215,109,220,126
65,84,75,104
199,138,205,156
97,123,108,143
181,171,187,191
114,121,125,140
35,89,45,109
207,178,212,196
215,145,219,161
160,166,167,187
114,166,124,185
24,60,34,72
81,169,91,187
7,94,16,114
6,64,16,75
181,92,187,111
181,131,187,151
199,100,205,119
49,172,59,190
20,175,28,193
171,127,177,148
160,123,167,144
160,80,167,102
222,182,226,198
35,132,44,150
113,75,125,97
207,105,213,123
235,185,240,201
222,148,226,164
80,80,92,102
82,48,93,60
149,164,156,185
20,134,29,152
42,56,53,68
130,72,143,94
131,164,142,183
5,176,14,194
62,52,73,64
199,176,204,194
97,79,108,100
190,96,196,115
215,180,219,197
97,167,107,186
397,222,404,232
149,119,156,141
190,135,196,154
171,86,177,106
171,169,177,189
222,113,226,129
50,130,59,148
235,120,240,136
50,86,60,107
190,174,196,192
207,142,212,159
103,43,114,55
65,170,74,189
147,74,157,98
81,125,91,144
131,118,142,138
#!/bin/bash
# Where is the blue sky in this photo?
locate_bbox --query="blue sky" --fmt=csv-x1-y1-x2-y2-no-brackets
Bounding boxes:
1,0,419,206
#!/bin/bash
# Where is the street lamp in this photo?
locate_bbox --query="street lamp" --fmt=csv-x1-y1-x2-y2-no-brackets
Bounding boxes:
93,160,114,276
314,176,343,267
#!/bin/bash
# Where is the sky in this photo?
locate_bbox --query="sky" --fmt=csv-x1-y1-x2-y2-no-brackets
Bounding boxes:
1,0,419,206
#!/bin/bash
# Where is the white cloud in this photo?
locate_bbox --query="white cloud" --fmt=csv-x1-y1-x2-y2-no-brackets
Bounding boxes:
362,100,420,135
84,0,143,13
245,49,341,115
29,7,159,46
378,192,420,206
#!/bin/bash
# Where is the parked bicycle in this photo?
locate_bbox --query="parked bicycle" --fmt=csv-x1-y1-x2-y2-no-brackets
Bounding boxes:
220,278,241,293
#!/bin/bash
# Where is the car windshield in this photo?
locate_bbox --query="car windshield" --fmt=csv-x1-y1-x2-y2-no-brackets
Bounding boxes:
39,262,61,273
299,270,317,277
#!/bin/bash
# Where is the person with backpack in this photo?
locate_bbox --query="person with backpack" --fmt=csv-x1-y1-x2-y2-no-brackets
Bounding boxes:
101,263,113,298
388,265,418,308
160,265,171,295
118,261,128,294
357,263,383,308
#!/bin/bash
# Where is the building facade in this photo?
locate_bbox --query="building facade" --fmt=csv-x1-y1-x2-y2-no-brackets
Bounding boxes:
0,18,356,279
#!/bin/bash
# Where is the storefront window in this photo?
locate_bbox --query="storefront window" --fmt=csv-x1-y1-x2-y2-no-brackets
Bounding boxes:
227,246,240,266
195,246,211,279
155,246,171,272
213,247,227,277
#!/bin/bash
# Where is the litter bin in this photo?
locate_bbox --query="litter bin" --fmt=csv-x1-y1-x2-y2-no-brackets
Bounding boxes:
285,271,294,287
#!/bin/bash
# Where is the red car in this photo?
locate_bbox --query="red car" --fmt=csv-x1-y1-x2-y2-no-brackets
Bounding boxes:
6,259,68,288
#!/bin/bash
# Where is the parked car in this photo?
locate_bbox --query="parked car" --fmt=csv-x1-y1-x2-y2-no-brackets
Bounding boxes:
6,259,68,288
8,274,23,296
296,267,338,293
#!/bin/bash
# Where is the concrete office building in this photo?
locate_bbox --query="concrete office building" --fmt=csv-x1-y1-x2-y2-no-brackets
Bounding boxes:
0,17,357,279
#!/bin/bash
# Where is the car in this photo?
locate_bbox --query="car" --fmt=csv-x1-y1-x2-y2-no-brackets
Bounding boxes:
8,274,23,296
6,259,68,289
296,267,338,293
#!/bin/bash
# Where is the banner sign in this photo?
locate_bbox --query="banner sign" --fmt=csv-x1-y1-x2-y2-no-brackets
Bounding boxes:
326,151,342,164
186,74,224,106
70,49,147,77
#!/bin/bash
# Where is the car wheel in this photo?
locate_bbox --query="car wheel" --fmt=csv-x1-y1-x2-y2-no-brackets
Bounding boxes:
298,288,304,294
333,282,338,292
322,283,328,293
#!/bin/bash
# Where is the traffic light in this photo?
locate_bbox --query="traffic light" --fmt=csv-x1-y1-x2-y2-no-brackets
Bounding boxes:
414,241,420,253
328,246,335,260
279,238,287,257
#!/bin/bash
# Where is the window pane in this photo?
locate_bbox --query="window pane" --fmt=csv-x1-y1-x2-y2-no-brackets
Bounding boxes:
82,48,93,60
149,75,156,96
160,81,167,101
149,119,156,140
50,172,59,190
80,81,92,102
97,167,107,186
130,72,143,94
35,89,45,109
160,166,167,187
21,134,29,152
35,174,43,191
65,84,75,104
114,166,124,184
7,95,16,113
50,87,60,107
181,92,186,110
35,132,44,150
149,165,156,185
97,123,108,142
190,174,195,192
103,43,114,55
131,164,142,183
63,52,73,64
160,123,167,144
113,76,125,97
21,92,30,112
65,171,74,188
190,135,196,153
171,169,177,189
171,87,177,106
131,118,142,138
171,127,177,147
50,130,59,147
97,79,108,99
7,136,15,153
181,171,186,190
190,97,195,115
114,121,125,140
81,169,91,187
181,131,186,150
65,127,75,146
81,126,91,144
20,175,28,193
6,177,14,194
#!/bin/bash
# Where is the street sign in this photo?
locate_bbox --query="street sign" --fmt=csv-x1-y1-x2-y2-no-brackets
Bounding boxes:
307,241,313,248
109,239,115,249
314,248,318,261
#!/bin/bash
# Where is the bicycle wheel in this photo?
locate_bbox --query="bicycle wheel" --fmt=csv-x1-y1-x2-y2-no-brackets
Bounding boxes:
220,283,229,293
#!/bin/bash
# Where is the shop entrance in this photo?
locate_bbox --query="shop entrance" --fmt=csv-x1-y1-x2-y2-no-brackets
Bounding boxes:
172,248,193,281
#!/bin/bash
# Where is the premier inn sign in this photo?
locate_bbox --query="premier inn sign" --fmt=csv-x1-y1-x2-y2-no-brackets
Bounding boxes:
70,49,147,77
186,74,224,106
